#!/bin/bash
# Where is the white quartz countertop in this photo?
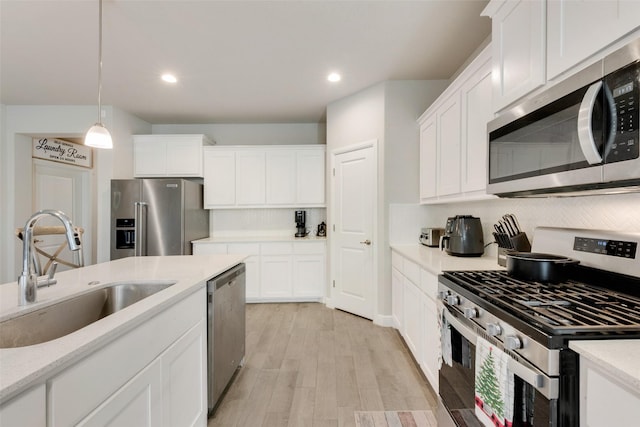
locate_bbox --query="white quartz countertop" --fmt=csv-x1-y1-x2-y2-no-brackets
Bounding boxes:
193,235,327,243
0,254,245,403
390,244,503,275
570,340,640,392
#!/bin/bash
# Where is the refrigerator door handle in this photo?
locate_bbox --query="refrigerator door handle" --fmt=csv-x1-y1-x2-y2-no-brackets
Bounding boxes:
134,202,148,256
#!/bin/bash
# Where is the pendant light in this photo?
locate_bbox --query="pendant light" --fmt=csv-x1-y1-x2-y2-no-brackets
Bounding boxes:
84,0,113,149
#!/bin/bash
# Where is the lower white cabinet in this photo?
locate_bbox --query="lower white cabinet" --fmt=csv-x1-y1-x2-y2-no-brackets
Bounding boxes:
402,277,423,360
261,253,294,298
391,267,403,330
77,358,163,427
48,289,206,427
580,357,640,427
193,240,326,302
0,384,46,427
391,249,440,393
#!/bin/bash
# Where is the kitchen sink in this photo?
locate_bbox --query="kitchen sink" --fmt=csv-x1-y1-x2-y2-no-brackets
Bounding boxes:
0,281,176,349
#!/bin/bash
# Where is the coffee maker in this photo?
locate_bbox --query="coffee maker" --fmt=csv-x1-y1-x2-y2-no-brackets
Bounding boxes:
295,210,307,237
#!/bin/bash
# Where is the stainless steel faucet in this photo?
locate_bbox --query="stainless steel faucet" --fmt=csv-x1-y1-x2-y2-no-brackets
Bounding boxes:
18,210,82,305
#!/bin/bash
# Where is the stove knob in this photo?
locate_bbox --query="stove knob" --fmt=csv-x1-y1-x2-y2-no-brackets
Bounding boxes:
486,323,502,337
505,335,522,350
446,295,460,306
463,307,478,319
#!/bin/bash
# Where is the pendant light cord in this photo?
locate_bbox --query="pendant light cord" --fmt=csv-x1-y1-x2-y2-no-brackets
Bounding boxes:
97,0,104,124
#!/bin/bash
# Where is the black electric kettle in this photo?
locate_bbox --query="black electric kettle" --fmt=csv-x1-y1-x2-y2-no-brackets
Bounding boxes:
440,215,484,257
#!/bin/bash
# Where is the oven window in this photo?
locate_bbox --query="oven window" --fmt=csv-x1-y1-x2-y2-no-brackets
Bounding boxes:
439,326,556,427
488,84,605,184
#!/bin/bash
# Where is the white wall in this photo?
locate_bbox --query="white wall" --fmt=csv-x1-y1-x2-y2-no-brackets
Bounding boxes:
151,123,325,146
209,208,326,238
390,193,640,260
326,80,448,322
0,105,151,283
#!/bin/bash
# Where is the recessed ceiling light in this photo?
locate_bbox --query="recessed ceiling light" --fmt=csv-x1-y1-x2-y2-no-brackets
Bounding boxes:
327,72,341,83
161,73,177,83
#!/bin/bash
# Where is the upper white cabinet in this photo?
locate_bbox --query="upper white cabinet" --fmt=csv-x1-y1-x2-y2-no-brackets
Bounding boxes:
418,44,495,204
484,0,640,112
133,134,213,178
204,145,325,209
482,0,546,112
418,116,437,200
460,57,493,193
547,0,640,80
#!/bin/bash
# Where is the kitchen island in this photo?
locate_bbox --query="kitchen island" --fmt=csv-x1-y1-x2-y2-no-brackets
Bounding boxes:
0,254,245,426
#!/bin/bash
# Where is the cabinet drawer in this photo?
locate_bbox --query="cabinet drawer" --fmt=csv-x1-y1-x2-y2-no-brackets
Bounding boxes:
261,242,293,255
293,241,325,254
192,243,227,255
403,259,420,285
228,242,260,255
420,268,439,300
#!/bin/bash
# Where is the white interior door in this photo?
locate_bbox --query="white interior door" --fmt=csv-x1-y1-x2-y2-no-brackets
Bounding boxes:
331,143,376,320
33,159,92,273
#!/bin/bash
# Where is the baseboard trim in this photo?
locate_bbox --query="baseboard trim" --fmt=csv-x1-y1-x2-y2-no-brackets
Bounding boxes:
375,314,394,327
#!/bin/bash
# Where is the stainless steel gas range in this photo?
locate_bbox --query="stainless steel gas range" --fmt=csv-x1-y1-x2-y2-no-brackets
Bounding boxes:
437,227,640,427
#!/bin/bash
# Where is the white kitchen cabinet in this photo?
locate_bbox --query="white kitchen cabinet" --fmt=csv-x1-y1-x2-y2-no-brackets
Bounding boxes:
390,249,441,393
293,241,326,298
77,358,163,427
420,268,440,392
48,289,206,427
204,145,325,209
295,148,325,205
160,322,206,427
134,134,213,178
203,149,236,206
460,56,493,193
419,115,437,201
228,243,260,300
236,150,266,205
194,239,326,302
436,95,462,197
547,0,640,80
418,44,494,204
391,266,404,331
0,384,46,427
402,276,423,362
580,357,640,427
261,255,293,298
266,150,296,205
482,0,546,112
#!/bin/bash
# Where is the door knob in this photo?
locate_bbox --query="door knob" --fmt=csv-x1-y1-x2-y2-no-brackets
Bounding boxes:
360,239,372,245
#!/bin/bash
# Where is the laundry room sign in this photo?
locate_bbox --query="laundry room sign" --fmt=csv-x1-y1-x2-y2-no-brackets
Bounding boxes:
32,138,92,168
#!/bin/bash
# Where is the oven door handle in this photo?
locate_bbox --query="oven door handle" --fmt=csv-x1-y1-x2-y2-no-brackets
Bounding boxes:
507,358,559,400
442,308,559,400
443,306,478,344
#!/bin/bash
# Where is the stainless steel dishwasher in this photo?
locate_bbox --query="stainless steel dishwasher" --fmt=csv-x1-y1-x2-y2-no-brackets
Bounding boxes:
207,263,246,413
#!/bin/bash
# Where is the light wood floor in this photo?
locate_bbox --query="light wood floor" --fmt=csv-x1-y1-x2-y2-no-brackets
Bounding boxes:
207,302,438,427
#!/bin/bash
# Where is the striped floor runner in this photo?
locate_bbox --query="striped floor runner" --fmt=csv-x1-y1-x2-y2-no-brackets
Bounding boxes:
354,410,437,427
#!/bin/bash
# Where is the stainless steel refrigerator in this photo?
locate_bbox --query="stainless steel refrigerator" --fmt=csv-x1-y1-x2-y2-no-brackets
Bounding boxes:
110,179,209,260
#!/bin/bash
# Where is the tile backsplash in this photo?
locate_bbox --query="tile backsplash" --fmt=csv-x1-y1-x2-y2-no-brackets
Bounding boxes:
390,193,640,256
210,208,326,238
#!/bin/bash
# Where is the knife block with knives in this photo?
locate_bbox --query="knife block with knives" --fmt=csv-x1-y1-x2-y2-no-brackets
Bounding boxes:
493,214,531,266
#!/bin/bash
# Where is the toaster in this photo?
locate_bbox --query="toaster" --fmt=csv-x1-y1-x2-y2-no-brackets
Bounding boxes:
420,228,444,247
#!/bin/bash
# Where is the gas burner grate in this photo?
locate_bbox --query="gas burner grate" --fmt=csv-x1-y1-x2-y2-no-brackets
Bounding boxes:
443,270,640,334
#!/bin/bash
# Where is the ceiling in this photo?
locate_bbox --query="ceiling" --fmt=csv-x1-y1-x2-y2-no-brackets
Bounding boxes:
0,0,491,124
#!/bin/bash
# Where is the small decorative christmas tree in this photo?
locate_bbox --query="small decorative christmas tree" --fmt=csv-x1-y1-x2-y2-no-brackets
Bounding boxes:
476,348,504,419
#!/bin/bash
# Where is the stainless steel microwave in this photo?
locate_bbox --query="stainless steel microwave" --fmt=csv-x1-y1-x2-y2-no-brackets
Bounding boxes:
487,38,640,197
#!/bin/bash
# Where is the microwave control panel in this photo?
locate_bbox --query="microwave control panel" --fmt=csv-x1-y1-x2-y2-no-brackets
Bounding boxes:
605,61,639,163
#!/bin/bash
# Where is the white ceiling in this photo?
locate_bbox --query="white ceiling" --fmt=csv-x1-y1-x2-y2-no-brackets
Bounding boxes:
0,0,491,124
